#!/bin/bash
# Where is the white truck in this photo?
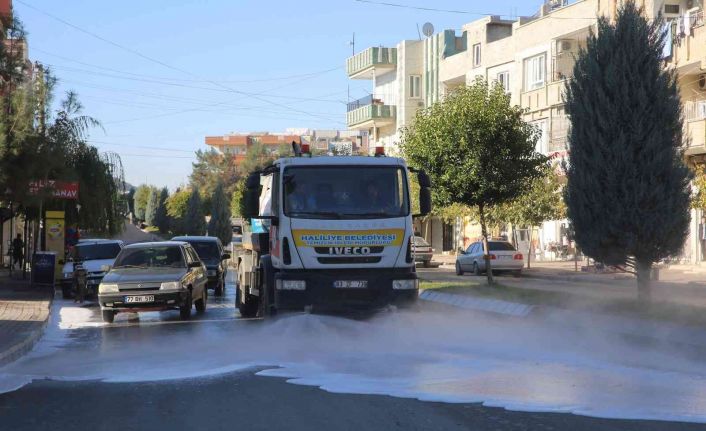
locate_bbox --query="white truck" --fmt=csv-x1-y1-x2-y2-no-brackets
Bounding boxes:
235,151,431,317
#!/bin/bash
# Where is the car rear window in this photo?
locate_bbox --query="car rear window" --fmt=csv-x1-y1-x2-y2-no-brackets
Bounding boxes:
412,236,429,246
488,242,516,251
189,241,220,260
72,243,121,261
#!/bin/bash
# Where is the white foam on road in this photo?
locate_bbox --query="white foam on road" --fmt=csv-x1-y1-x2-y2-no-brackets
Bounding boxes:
0,301,705,423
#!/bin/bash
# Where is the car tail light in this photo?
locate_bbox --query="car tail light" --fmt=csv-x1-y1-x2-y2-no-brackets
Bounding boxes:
406,236,413,263
514,253,523,260
485,254,497,260
283,237,292,265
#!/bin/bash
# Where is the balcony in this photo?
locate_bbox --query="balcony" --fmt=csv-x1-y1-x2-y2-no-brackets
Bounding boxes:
669,9,705,70
685,99,706,153
346,47,397,79
346,96,396,129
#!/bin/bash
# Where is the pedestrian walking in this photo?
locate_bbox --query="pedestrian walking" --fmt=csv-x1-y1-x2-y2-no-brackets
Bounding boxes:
11,234,23,270
73,262,87,304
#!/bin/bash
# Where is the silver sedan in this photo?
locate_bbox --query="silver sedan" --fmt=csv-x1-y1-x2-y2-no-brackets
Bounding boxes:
455,240,524,276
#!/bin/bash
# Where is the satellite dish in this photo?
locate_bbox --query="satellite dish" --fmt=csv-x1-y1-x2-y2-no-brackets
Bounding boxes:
422,22,434,38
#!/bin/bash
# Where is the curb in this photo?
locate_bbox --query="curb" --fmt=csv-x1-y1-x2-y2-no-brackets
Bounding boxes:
419,290,534,317
419,289,706,350
0,288,54,368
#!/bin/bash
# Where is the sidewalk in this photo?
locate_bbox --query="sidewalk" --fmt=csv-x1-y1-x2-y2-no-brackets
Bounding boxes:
434,253,706,285
0,272,53,367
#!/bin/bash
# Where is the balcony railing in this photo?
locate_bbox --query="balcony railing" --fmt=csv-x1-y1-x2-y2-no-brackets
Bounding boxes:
346,47,397,78
685,100,706,122
347,104,396,128
347,94,397,112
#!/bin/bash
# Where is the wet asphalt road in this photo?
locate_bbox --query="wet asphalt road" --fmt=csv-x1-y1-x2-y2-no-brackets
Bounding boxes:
0,272,704,431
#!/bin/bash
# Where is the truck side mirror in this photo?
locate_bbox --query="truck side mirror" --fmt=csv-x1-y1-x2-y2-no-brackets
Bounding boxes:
243,172,261,219
245,171,261,189
417,170,432,217
419,187,432,216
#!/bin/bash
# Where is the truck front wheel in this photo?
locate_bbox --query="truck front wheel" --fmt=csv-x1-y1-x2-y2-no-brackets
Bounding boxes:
257,256,276,318
238,293,259,318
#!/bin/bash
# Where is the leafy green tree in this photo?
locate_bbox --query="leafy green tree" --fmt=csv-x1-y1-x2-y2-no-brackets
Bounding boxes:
565,1,691,301
692,167,706,211
401,78,546,284
144,188,158,226
133,184,151,221
208,182,232,245
490,165,565,268
184,188,206,236
230,178,246,218
190,148,239,199
166,188,190,235
154,187,170,234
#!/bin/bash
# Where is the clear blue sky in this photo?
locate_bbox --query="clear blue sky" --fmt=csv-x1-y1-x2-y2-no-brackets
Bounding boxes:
15,0,539,189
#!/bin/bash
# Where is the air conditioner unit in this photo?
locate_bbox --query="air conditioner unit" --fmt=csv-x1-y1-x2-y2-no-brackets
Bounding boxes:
664,3,681,17
699,74,706,91
556,40,574,54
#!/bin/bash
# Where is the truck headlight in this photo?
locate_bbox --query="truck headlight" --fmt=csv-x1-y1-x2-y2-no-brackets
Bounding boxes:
160,281,181,290
392,279,418,290
99,283,119,294
276,280,306,290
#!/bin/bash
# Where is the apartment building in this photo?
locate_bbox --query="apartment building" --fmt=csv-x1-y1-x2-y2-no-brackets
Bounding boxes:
296,129,370,155
204,132,301,166
346,0,706,262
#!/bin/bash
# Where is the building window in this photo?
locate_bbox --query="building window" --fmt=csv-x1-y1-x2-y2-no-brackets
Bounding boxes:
531,119,548,154
473,43,481,67
409,75,421,99
524,54,546,91
496,71,510,93
664,4,680,14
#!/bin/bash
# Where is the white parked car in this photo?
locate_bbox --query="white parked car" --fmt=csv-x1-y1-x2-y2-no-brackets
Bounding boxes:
455,240,523,276
60,239,124,299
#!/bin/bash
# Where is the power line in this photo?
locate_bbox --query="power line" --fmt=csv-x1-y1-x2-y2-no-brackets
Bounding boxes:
16,0,344,124
352,0,601,20
32,46,343,83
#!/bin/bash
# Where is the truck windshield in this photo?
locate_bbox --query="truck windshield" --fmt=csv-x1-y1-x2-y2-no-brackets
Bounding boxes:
283,166,409,219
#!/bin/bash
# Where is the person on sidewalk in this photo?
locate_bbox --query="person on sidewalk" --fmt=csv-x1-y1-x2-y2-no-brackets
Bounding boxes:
11,234,23,270
73,263,87,304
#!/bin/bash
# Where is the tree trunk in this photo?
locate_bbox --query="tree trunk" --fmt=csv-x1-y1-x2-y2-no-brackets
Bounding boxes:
636,260,652,302
527,227,532,269
479,204,494,285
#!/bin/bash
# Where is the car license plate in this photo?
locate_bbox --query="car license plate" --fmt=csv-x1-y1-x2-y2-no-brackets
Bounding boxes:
498,255,512,260
124,295,154,303
334,280,368,289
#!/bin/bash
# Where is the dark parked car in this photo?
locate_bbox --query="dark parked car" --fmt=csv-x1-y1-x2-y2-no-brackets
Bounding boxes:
172,236,230,296
98,241,208,323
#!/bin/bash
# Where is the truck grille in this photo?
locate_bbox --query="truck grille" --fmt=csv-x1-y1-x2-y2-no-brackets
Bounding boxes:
317,256,382,264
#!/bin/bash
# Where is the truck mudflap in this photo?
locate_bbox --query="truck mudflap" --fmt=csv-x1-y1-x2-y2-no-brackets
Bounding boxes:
273,268,418,311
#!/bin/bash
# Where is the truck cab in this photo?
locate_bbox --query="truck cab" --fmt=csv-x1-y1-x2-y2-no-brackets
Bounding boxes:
236,154,431,317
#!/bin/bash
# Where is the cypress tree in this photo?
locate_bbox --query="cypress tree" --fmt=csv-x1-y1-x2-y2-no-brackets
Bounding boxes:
144,188,158,227
184,188,206,236
564,1,691,301
208,182,232,246
154,187,170,234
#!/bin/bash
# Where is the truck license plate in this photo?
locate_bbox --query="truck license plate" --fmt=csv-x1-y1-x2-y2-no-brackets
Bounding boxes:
124,295,154,303
334,280,368,289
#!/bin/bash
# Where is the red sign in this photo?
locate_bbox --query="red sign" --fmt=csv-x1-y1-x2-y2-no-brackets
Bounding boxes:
28,180,79,200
